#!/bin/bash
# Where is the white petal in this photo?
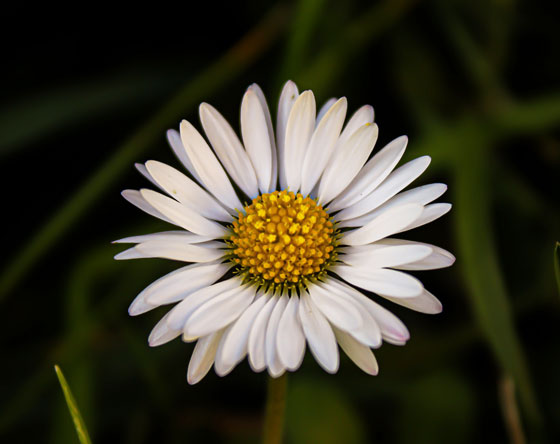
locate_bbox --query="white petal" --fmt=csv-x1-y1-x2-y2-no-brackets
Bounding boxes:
341,245,433,269
316,98,337,124
325,106,375,176
276,81,299,191
318,280,381,348
126,262,225,313
276,292,306,371
333,265,424,298
140,189,228,238
166,129,203,184
121,189,173,224
187,329,225,385
241,88,273,193
265,293,289,377
249,84,277,191
298,291,339,373
166,278,241,331
148,311,182,346
113,231,212,245
284,91,316,192
128,288,157,316
374,238,456,270
336,105,375,149
308,283,363,332
381,289,442,314
145,160,232,222
134,163,161,189
339,183,447,228
327,278,409,344
300,97,347,196
336,156,431,221
199,102,259,198
333,327,379,375
180,120,242,211
184,284,256,338
214,292,270,376
329,136,407,212
116,241,223,262
398,203,452,232
341,203,424,246
146,262,229,305
115,246,146,261
248,295,279,372
135,240,224,263
319,123,378,205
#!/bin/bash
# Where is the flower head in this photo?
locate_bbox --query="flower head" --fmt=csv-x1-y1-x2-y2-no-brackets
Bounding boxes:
115,81,454,384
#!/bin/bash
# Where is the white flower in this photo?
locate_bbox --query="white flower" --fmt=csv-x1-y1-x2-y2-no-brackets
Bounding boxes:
115,81,455,384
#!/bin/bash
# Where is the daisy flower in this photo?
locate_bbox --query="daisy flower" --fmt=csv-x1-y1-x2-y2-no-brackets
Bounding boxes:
115,81,454,384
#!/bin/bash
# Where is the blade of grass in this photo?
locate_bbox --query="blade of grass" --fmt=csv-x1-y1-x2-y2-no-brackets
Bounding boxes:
498,375,527,444
0,3,289,301
0,248,170,433
454,140,542,431
554,242,560,297
0,67,183,156
278,0,327,82
493,92,560,136
435,1,508,107
54,365,92,444
296,0,418,96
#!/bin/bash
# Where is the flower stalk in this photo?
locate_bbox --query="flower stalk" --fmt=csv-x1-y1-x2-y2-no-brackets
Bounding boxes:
263,373,288,444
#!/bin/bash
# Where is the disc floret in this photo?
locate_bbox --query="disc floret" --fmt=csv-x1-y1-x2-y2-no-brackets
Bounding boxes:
230,190,336,288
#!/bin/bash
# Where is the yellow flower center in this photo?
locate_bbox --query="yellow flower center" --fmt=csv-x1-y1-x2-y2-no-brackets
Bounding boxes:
230,190,335,286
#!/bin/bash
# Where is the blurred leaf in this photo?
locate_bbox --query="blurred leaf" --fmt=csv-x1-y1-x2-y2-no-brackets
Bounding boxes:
493,92,560,136
297,0,418,96
279,0,327,82
397,371,476,444
554,242,560,297
54,365,92,444
285,377,366,444
498,375,527,444
391,30,448,128
0,3,289,301
453,140,542,431
0,69,181,156
436,1,507,105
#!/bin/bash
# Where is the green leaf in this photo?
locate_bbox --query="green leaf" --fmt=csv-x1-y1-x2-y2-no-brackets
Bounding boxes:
54,365,92,444
554,242,560,297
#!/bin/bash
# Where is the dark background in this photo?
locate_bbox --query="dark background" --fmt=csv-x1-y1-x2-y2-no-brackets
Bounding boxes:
1,0,559,443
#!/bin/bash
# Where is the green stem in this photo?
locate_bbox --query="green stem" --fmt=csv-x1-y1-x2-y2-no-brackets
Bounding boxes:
263,374,288,444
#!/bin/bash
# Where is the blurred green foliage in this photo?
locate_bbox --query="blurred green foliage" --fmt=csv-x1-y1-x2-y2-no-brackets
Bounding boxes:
1,0,559,443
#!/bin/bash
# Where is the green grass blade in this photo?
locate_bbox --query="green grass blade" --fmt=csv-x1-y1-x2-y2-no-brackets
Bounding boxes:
54,365,92,444
554,242,560,297
297,0,417,96
454,141,542,431
279,0,327,82
0,69,179,156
